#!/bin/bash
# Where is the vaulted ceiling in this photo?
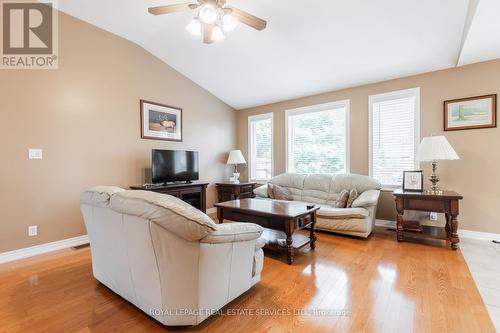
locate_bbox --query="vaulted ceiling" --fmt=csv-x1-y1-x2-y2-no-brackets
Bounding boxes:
57,0,500,109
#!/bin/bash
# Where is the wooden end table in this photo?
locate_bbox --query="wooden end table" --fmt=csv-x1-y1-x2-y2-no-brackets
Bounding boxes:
216,182,257,202
214,199,319,265
393,189,463,250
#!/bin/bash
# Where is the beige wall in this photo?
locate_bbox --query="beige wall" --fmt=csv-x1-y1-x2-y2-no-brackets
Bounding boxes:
0,13,236,253
236,59,500,234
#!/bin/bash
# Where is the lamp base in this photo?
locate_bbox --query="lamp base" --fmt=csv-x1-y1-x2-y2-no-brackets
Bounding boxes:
428,161,442,194
425,189,443,195
229,172,240,184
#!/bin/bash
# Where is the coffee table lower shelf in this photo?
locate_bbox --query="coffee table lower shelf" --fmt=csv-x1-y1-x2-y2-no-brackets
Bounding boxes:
261,229,312,251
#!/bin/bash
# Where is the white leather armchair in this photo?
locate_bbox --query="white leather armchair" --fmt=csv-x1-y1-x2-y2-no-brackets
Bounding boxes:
80,186,264,326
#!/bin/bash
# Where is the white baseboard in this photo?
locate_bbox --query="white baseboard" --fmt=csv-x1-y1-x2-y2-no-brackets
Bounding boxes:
375,219,500,242
375,219,396,228
0,235,89,265
206,207,217,214
458,229,500,242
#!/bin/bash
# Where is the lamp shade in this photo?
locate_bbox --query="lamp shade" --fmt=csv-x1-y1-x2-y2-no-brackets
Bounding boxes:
416,136,460,162
227,150,246,165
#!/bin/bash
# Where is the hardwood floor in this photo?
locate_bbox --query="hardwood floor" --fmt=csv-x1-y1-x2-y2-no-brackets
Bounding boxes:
0,227,495,333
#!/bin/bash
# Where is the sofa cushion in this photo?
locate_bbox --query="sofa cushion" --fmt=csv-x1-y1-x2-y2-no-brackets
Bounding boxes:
200,223,263,244
81,186,125,207
300,174,331,204
110,190,217,241
317,206,369,219
333,189,350,208
269,173,306,189
346,189,359,208
330,174,381,194
351,189,380,208
269,184,293,201
316,216,370,233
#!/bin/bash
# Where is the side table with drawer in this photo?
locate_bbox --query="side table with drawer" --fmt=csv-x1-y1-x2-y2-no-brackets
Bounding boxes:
393,189,463,250
216,182,257,203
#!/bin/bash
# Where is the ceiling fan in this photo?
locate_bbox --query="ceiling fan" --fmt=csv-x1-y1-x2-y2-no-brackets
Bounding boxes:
148,0,267,44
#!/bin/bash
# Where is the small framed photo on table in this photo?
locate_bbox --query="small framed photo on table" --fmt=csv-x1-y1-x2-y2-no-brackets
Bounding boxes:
402,171,424,192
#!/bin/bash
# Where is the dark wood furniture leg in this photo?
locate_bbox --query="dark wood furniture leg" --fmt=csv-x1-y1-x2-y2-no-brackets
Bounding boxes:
217,208,224,224
310,212,317,250
445,213,451,238
451,214,459,250
286,233,294,265
285,218,294,265
395,197,404,241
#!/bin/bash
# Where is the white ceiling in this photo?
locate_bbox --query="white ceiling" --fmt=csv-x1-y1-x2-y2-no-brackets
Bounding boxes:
458,0,500,66
57,0,500,109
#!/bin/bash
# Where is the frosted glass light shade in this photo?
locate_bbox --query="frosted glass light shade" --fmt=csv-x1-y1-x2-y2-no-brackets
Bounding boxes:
210,26,225,41
416,136,460,161
186,19,201,36
222,14,238,32
227,150,246,164
199,4,217,24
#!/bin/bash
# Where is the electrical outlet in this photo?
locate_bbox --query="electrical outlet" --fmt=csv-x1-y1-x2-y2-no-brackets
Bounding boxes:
28,149,43,160
28,225,38,237
430,212,438,221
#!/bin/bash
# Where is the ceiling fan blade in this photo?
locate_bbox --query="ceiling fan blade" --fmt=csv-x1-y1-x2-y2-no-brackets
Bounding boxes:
148,3,198,15
227,7,267,31
203,24,214,44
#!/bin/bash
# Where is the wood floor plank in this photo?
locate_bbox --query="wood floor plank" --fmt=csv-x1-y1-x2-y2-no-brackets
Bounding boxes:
0,227,495,333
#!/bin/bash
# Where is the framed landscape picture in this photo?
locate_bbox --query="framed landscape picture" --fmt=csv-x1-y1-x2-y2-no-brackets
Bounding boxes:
444,94,497,131
140,100,182,141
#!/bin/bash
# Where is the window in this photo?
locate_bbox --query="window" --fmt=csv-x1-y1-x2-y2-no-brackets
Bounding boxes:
369,88,420,188
248,113,273,181
286,100,349,175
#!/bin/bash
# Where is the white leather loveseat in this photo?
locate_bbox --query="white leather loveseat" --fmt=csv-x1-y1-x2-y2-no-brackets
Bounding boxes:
80,186,265,326
254,173,382,238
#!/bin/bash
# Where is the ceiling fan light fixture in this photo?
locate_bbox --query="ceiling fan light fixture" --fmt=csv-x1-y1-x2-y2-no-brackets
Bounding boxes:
199,4,217,24
186,18,201,35
222,13,238,32
210,25,225,41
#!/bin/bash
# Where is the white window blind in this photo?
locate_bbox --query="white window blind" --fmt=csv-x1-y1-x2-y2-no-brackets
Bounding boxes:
286,101,349,175
369,88,420,188
248,113,273,181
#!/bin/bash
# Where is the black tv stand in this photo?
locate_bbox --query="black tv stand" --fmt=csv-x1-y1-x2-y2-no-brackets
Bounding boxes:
130,182,209,213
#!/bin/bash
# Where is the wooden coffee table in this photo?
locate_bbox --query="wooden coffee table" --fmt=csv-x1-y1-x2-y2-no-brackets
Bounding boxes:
214,198,319,265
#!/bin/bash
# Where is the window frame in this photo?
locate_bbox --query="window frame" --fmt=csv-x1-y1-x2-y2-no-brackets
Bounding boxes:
285,100,350,175
247,112,274,182
368,87,421,189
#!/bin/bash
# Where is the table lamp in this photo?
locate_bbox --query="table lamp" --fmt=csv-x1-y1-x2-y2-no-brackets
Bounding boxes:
227,150,246,184
416,135,459,194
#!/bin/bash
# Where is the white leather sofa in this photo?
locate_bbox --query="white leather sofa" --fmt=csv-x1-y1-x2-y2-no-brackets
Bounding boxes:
254,173,381,238
80,186,265,326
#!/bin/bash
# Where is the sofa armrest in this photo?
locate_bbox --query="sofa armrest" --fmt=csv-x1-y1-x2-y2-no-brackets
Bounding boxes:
351,190,380,208
200,223,263,244
253,184,269,198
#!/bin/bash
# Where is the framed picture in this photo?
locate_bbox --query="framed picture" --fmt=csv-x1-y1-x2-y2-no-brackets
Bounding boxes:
444,94,497,131
402,171,423,192
140,100,182,141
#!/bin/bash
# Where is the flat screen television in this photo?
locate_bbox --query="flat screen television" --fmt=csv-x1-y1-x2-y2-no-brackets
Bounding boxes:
152,149,199,184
